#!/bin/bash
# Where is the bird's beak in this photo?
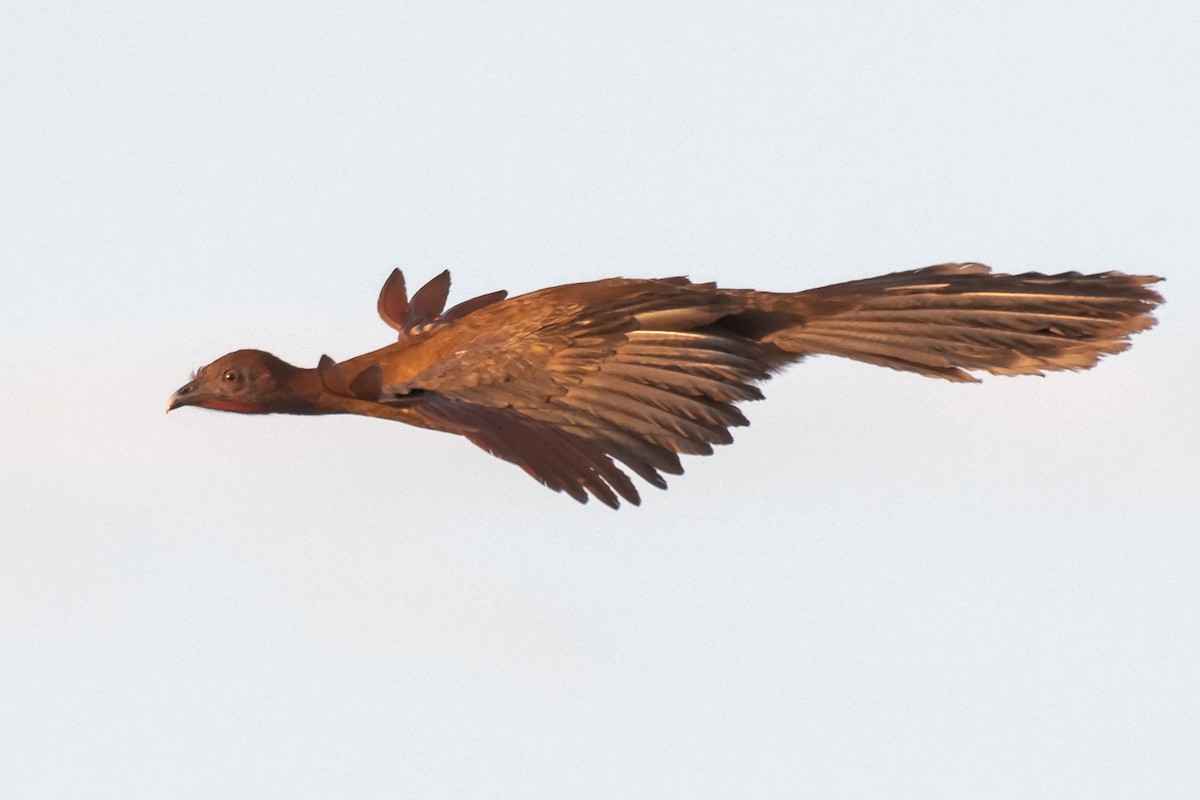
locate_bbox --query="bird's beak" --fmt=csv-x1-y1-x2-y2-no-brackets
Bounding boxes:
166,381,198,413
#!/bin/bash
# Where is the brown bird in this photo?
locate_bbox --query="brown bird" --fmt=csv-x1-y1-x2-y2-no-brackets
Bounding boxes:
168,264,1162,507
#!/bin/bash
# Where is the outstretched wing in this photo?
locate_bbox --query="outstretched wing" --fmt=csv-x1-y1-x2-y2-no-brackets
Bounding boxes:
378,279,772,508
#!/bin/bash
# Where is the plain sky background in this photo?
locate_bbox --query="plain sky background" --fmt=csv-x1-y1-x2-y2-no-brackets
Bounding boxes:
2,1,1198,797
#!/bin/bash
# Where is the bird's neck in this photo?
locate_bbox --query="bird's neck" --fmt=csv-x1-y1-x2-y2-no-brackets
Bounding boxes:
263,357,427,424
269,364,349,415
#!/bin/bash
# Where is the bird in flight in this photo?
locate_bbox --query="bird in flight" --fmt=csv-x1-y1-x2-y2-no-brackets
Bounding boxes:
168,264,1162,507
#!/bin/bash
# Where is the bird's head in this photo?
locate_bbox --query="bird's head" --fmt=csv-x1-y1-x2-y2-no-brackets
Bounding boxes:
167,349,300,414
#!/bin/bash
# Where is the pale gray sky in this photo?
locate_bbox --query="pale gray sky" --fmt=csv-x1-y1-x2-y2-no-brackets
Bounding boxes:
2,1,1198,797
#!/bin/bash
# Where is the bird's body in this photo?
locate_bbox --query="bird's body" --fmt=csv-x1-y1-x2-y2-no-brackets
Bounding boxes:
169,264,1162,507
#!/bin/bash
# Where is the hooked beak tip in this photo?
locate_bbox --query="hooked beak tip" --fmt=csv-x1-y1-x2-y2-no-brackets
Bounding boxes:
166,383,195,414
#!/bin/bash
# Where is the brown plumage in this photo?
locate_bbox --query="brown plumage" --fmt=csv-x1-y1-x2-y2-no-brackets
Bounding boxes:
167,263,1163,507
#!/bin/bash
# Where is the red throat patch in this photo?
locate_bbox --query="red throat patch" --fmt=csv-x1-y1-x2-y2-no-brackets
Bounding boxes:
196,400,261,414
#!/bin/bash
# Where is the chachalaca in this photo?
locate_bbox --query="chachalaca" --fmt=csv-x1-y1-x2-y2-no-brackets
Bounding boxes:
168,264,1163,507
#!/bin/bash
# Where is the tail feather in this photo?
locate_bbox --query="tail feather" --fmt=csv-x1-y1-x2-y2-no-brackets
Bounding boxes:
762,263,1162,381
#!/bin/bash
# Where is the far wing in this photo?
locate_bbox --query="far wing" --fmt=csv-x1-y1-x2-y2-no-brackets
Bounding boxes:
377,269,507,338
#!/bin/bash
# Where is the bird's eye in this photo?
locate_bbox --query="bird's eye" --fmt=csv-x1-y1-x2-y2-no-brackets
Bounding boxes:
223,369,240,383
